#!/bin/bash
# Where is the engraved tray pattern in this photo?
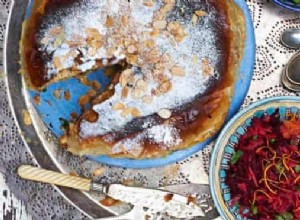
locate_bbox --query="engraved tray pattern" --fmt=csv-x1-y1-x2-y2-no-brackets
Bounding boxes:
1,0,300,219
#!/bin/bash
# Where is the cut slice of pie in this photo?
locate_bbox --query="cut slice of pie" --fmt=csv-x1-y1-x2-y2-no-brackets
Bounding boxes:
20,0,246,159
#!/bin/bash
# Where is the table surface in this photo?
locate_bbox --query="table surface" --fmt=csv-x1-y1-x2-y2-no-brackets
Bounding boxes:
1,0,300,220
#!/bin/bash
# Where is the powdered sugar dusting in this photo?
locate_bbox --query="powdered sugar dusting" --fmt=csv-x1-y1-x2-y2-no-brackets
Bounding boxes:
79,2,220,142
147,125,181,147
111,124,181,156
37,0,222,151
38,0,159,79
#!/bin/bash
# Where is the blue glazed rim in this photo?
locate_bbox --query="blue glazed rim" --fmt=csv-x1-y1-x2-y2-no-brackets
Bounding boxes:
273,0,300,12
209,96,300,220
88,0,256,168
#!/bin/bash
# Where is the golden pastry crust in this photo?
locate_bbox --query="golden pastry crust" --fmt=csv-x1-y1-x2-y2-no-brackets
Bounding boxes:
21,0,246,159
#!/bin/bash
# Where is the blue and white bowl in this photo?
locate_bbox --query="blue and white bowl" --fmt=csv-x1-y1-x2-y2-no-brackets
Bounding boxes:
209,96,300,220
273,0,300,12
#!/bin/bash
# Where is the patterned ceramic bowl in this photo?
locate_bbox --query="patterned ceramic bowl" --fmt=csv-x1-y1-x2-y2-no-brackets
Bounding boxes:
273,0,300,12
209,96,300,219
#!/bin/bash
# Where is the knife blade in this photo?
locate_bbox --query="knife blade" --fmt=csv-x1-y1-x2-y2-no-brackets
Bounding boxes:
102,184,204,219
17,165,204,218
160,184,219,219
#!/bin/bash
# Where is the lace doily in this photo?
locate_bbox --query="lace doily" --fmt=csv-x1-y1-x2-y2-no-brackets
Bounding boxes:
1,0,300,219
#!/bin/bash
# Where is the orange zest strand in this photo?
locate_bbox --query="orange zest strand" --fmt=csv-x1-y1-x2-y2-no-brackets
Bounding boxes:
252,189,272,204
263,163,277,194
282,154,290,171
269,181,291,193
294,175,300,184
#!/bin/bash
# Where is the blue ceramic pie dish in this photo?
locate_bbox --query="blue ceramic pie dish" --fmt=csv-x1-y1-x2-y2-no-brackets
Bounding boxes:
273,0,300,12
209,96,300,220
27,0,255,169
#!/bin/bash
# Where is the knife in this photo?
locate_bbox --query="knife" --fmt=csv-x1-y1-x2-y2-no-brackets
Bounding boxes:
17,165,205,218
99,183,220,220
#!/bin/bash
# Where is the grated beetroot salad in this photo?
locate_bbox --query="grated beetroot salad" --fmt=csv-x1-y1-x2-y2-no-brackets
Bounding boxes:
226,110,300,220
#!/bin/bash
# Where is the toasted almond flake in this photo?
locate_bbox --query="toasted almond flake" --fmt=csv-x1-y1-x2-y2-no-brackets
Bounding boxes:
176,26,185,36
53,89,62,99
85,28,102,41
53,32,65,48
136,79,148,91
121,16,129,25
159,3,173,16
78,94,90,107
113,102,125,110
142,95,153,104
202,58,214,77
153,20,167,30
92,167,105,177
88,48,97,57
107,46,116,57
33,95,41,105
53,57,62,69
91,40,103,49
121,108,132,117
170,66,185,76
106,16,114,28
144,39,155,48
120,69,133,87
22,110,32,126
174,35,185,42
127,54,138,65
49,26,63,36
40,37,49,45
158,80,172,93
195,10,207,17
72,34,86,42
143,0,154,7
132,88,143,99
168,22,176,30
192,14,198,26
127,45,137,54
84,109,99,123
66,40,83,48
156,74,169,84
121,87,129,99
131,108,141,117
150,29,160,38
158,108,172,119
163,30,171,37
168,22,186,40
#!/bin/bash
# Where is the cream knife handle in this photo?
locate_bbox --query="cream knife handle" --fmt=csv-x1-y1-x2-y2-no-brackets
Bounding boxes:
18,165,92,191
